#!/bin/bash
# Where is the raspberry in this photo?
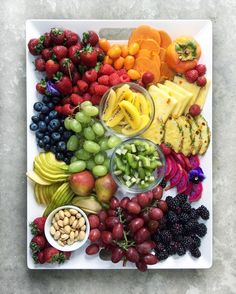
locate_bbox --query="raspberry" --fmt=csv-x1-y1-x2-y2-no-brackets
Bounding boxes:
195,64,206,76
99,64,115,75
90,94,101,105
77,80,88,93
55,105,62,113
84,69,97,82
70,93,83,106
72,85,80,94
61,104,73,115
94,84,109,96
61,97,71,105
82,93,92,101
117,68,127,76
109,73,121,86
185,69,199,83
120,73,131,83
89,82,98,95
98,75,109,86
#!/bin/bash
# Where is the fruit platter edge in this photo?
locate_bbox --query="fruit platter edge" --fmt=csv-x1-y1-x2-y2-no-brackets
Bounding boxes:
26,20,212,269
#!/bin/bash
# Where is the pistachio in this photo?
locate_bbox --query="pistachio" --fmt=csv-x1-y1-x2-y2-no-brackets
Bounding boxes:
52,217,56,224
61,234,69,240
72,219,78,229
70,231,75,241
63,217,69,226
59,210,65,219
69,216,76,225
55,213,60,221
58,240,65,247
64,210,71,218
64,225,71,234
78,230,85,241
53,222,59,230
50,226,56,235
67,239,74,245
69,209,77,215
74,230,79,238
54,231,60,240
76,213,82,219
78,217,85,228
60,228,65,234
57,220,64,227
81,225,86,231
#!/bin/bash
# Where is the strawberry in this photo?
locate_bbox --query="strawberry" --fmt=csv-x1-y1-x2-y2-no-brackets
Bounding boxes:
30,216,47,235
28,38,43,56
60,251,72,261
59,58,75,78
80,45,97,67
33,251,45,264
30,235,46,253
120,73,131,83
61,104,74,116
89,82,98,95
83,93,92,101
196,76,207,87
43,247,60,263
185,69,199,83
64,30,80,47
94,47,105,62
117,68,127,76
53,46,68,61
109,72,121,86
84,69,97,82
45,60,60,79
36,79,46,94
77,80,89,93
91,94,102,105
42,48,53,61
42,32,52,48
70,93,84,105
54,72,73,95
35,57,46,72
50,28,65,45
72,71,81,85
94,84,109,96
82,31,99,46
195,64,206,76
99,64,115,75
98,75,109,86
68,44,82,64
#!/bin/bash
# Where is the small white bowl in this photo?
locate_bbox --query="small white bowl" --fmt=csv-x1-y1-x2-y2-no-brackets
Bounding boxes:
44,205,90,252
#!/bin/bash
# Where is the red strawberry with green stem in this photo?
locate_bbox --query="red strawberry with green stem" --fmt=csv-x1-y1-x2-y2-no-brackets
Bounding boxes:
35,57,46,72
64,30,80,47
42,32,52,48
54,72,73,95
30,217,47,235
43,247,60,263
50,28,65,45
42,48,53,61
30,235,46,253
45,59,60,79
68,44,82,64
53,46,68,61
33,251,45,264
82,31,99,46
36,79,47,94
94,47,105,62
59,58,75,79
28,38,44,56
80,45,97,67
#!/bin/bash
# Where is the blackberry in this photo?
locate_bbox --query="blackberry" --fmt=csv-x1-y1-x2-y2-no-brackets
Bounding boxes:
195,223,207,237
159,217,167,230
167,211,178,224
166,197,179,211
183,219,198,233
190,235,201,248
171,223,183,235
159,178,167,188
152,233,161,243
189,208,199,220
155,249,169,261
181,236,193,249
173,234,184,243
155,242,166,252
175,206,182,215
159,230,172,244
197,205,210,220
190,247,201,258
167,241,179,255
179,213,190,224
176,243,186,256
175,193,187,205
181,202,191,213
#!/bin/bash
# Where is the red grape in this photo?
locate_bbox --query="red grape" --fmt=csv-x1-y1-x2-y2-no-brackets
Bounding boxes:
110,197,120,209
127,202,141,214
143,254,158,265
112,223,124,240
98,210,108,222
111,247,125,263
148,220,159,233
146,191,153,202
126,247,140,263
134,227,150,244
136,241,156,255
142,71,154,86
157,200,168,212
86,244,99,255
149,208,164,221
131,196,139,203
125,212,135,223
98,222,107,231
108,209,117,216
105,216,119,228
88,214,100,229
152,186,163,200
89,228,101,242
137,193,150,207
136,260,148,272
101,231,113,244
128,218,144,234
140,211,150,224
120,197,130,209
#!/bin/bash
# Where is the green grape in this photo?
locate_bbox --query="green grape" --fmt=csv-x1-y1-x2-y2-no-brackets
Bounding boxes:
64,117,73,130
83,106,99,117
75,111,91,124
86,159,96,171
67,135,79,151
94,152,105,165
70,156,78,163
107,136,122,149
99,138,109,151
80,101,92,110
103,158,110,171
92,122,105,137
68,160,86,173
83,140,100,154
70,119,82,133
92,165,108,177
75,149,91,160
83,126,96,141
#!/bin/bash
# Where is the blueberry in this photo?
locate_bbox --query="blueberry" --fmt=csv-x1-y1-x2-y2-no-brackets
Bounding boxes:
36,131,44,139
31,115,40,123
48,110,58,120
50,145,57,153
47,102,54,110
44,144,51,151
38,139,44,148
43,135,50,144
38,121,47,132
47,125,54,133
64,157,70,164
51,132,61,142
52,97,61,104
44,116,50,124
34,102,43,112
30,123,38,131
41,105,50,114
58,126,64,133
65,151,74,158
56,152,64,161
42,96,51,104
63,131,73,140
38,113,46,121
49,119,60,130
57,141,66,152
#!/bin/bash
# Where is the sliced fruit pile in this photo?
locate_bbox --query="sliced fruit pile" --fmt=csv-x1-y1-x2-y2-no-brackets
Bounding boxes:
102,83,152,136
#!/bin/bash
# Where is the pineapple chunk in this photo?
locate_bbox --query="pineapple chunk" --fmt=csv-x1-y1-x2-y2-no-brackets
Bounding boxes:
195,80,211,109
157,83,190,118
176,116,192,156
164,118,183,153
142,118,164,145
148,85,177,123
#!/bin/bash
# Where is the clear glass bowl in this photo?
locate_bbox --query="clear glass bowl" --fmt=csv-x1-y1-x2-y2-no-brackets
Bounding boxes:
110,138,166,194
99,82,155,138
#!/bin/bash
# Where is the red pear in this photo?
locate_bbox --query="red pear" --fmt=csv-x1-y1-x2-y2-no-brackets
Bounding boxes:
95,174,117,203
69,171,95,196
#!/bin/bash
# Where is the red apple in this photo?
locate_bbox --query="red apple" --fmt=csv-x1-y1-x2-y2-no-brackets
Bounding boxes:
69,171,95,196
95,174,117,203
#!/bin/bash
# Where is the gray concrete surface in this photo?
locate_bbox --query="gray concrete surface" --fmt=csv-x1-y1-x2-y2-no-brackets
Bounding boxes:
0,0,236,293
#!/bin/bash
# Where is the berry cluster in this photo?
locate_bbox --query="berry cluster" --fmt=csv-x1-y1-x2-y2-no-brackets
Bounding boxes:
152,194,209,260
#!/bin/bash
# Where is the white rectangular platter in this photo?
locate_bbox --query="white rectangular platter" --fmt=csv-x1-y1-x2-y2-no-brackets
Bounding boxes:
26,19,212,269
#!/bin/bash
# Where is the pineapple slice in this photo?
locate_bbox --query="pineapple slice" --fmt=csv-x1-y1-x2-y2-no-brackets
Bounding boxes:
186,115,202,155
142,118,164,145
195,80,211,109
176,116,192,156
164,118,183,153
195,115,211,155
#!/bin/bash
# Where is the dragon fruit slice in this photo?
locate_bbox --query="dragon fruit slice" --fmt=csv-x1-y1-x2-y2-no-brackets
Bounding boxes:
177,169,188,193
182,155,191,171
165,164,183,190
165,155,178,181
189,155,200,169
189,182,203,202
165,156,172,177
185,181,193,195
172,152,186,169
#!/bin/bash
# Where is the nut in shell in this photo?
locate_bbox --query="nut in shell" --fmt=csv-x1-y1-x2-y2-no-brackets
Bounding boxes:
72,219,78,229
69,209,77,215
58,220,64,227
53,222,59,230
54,231,61,240
50,226,56,235
78,230,86,241
76,213,82,219
58,240,65,247
81,225,86,231
59,210,65,219
69,216,76,225
63,217,69,226
70,231,75,241
78,217,85,228
64,225,71,234
64,210,71,218
61,234,69,240
55,213,60,221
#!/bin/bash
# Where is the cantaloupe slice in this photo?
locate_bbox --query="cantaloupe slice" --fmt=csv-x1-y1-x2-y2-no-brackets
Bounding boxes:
135,38,160,54
159,48,166,62
128,25,161,45
159,30,172,48
133,57,160,83
136,49,152,59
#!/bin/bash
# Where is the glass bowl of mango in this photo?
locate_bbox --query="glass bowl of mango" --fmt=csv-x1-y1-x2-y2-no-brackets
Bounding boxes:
99,83,155,138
